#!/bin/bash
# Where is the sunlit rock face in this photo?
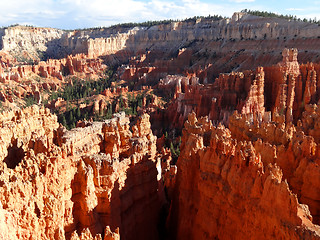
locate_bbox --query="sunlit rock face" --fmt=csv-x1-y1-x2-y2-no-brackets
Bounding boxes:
2,11,320,240
169,112,320,240
0,107,164,240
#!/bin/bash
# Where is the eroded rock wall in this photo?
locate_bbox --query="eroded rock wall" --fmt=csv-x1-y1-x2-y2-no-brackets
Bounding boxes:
170,113,320,239
157,66,265,131
67,13,320,60
0,107,164,240
1,26,65,59
158,48,320,133
0,53,105,83
3,13,320,68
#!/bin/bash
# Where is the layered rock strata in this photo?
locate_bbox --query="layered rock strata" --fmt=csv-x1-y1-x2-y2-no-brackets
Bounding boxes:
49,14,320,59
157,65,265,130
3,13,320,72
0,53,106,110
0,25,64,59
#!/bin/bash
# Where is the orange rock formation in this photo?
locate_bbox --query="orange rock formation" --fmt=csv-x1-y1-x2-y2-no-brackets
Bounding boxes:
157,66,266,130
2,14,320,240
0,53,105,83
157,48,320,131
169,112,320,239
0,106,165,239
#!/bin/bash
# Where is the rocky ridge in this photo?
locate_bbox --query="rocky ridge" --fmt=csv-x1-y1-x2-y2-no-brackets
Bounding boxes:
3,13,320,70
0,26,64,60
153,47,320,239
0,52,106,110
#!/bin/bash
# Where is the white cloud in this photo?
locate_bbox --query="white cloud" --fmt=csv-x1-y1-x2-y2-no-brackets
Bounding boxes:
286,8,305,11
0,0,65,27
58,0,234,29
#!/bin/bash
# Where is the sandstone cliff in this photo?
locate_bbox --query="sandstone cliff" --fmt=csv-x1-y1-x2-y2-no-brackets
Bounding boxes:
0,52,106,111
0,106,166,239
0,25,65,60
62,13,320,61
3,13,320,73
156,65,265,131
169,112,320,239
2,12,320,240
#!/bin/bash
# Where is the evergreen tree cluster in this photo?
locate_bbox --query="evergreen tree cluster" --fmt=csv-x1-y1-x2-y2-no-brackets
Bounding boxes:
24,96,36,107
74,15,224,31
123,91,153,116
58,103,114,130
56,90,155,130
58,106,83,130
109,15,224,29
50,69,115,102
241,9,320,25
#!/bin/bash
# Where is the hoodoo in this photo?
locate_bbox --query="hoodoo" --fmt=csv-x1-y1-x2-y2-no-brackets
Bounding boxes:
1,11,320,240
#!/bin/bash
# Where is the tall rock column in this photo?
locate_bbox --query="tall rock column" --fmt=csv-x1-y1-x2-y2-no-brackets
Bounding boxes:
286,74,296,123
273,48,300,123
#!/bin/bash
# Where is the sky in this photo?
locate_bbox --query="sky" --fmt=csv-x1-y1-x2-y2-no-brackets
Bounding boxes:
1,0,320,30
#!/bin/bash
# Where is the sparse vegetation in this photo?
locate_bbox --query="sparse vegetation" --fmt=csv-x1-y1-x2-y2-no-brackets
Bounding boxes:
73,15,224,31
110,15,224,29
58,106,83,130
46,69,117,129
57,101,115,130
123,91,153,116
0,24,37,30
24,96,37,107
0,102,4,112
164,129,182,164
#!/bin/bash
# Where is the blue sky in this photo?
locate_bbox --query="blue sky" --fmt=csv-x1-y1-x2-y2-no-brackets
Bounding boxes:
1,0,320,29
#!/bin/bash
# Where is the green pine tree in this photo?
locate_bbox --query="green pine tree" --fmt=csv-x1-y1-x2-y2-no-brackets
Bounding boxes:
76,107,81,119
61,115,67,127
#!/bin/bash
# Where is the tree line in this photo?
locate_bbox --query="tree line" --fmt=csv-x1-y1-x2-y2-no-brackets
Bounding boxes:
73,14,225,32
241,9,320,25
58,103,113,130
109,15,224,29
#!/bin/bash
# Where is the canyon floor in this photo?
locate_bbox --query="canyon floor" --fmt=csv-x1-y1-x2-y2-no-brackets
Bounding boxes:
1,11,320,239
